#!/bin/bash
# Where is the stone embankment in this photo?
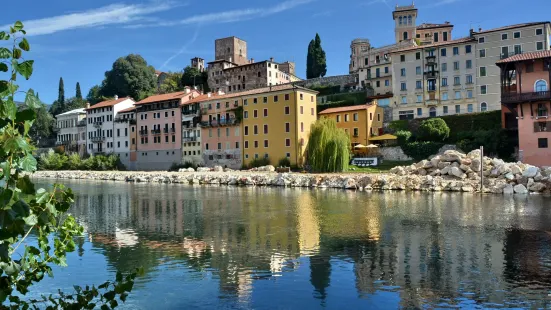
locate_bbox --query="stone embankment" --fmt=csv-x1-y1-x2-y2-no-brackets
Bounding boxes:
32,150,551,195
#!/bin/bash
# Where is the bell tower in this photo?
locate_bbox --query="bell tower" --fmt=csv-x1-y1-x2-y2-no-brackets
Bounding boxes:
393,2,418,43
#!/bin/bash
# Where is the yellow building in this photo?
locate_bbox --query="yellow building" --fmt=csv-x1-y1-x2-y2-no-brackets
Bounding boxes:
318,102,384,147
241,85,318,167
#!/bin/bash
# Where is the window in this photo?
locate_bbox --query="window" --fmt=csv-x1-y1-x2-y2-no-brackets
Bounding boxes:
285,123,290,132
417,108,422,116
336,115,341,122
501,33,508,40
117,141,120,148
443,106,448,114
274,95,279,102
398,110,414,120
376,81,381,87
443,32,448,42
466,60,472,69
244,99,248,106
244,126,249,136
536,41,544,51
401,96,407,104
264,140,268,148
453,61,459,70
385,66,389,74
311,108,314,115
536,28,544,36
455,105,460,113
263,109,268,117
385,80,390,86
377,113,380,121
253,125,258,135
442,92,448,101
300,122,304,132
253,98,258,104
442,78,448,86
465,45,472,54
466,75,473,84
401,82,407,91
441,48,447,57
479,49,486,58
538,138,548,148
253,110,258,118
263,97,268,103
416,52,421,60
429,107,436,117
455,91,461,99
400,55,405,62
453,47,459,55
454,76,460,85
254,141,258,148
353,113,358,121
285,139,291,147
300,106,304,114
344,114,349,122
467,90,473,99
480,85,487,95
353,128,359,137
442,63,447,72
535,80,548,92
467,104,473,113
401,68,406,76
434,33,439,43
284,106,290,114
416,95,422,102
416,80,422,89
416,66,421,75
244,111,249,118
478,37,485,43
480,67,486,77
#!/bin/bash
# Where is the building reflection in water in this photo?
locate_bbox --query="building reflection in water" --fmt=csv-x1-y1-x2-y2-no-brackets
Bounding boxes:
63,180,551,308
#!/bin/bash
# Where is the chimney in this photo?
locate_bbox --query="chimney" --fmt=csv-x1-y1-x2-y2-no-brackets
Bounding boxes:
251,58,254,63
270,57,274,62
114,95,118,100
207,92,212,98
86,102,90,109
217,90,225,95
184,86,190,94
479,27,482,32
445,21,450,24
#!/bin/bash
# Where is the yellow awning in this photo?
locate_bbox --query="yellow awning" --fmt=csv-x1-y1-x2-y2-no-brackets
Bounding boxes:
369,134,397,141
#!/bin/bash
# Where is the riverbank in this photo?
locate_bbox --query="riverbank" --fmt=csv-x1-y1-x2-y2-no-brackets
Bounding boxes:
32,150,551,195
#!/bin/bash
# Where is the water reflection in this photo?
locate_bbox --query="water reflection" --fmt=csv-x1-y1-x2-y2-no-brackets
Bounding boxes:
37,180,551,308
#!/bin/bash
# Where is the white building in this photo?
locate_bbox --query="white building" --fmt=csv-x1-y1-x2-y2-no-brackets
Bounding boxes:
54,108,87,155
85,96,135,155
114,106,136,167
181,101,203,165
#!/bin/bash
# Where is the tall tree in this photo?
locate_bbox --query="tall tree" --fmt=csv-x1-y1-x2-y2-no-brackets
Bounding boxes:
159,72,184,94
100,54,157,101
306,39,315,79
86,85,103,105
306,118,350,172
58,77,65,106
181,66,208,90
314,33,327,78
75,82,82,99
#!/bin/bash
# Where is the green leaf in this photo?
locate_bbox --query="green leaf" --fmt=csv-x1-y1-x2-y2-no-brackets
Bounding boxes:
100,305,110,310
0,63,7,72
25,89,40,109
0,32,6,40
0,96,16,119
19,38,30,51
0,188,13,206
16,109,36,123
35,188,49,204
24,214,37,226
0,47,9,58
1,261,21,275
116,272,123,282
98,281,110,290
0,161,9,179
0,244,9,262
13,21,24,31
13,48,21,59
16,175,35,194
20,154,37,172
15,60,34,80
12,200,30,217
4,136,30,152
103,291,116,301
109,300,118,308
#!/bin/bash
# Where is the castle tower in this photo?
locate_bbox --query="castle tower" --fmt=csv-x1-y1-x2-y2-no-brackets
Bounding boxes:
392,3,418,43
191,57,205,72
214,37,248,66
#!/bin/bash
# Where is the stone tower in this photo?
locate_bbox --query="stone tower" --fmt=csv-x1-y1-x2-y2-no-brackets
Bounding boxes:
393,3,418,43
214,37,248,66
191,57,205,72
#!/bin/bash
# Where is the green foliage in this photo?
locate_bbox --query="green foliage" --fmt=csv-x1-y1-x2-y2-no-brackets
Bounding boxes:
181,66,209,92
100,54,157,101
309,85,341,96
247,157,271,169
25,102,54,144
38,150,126,171
306,118,350,172
456,129,517,161
321,92,365,106
75,82,82,99
0,21,137,307
86,85,107,105
401,141,445,161
388,120,409,132
306,33,327,79
159,72,184,94
417,118,450,142
58,77,64,108
395,130,412,145
277,157,291,167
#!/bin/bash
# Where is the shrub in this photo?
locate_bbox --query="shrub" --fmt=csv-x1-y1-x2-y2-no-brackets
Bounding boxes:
417,118,450,142
38,151,125,171
389,120,409,132
395,130,412,145
401,141,445,161
247,157,271,168
39,150,68,170
278,157,291,167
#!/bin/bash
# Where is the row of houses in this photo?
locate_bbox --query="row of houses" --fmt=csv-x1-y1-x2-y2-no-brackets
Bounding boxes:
54,84,320,170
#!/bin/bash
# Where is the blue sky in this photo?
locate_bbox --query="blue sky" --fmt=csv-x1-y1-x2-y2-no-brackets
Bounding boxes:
2,0,550,104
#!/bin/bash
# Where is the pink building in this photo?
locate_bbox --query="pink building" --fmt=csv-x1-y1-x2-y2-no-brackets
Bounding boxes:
134,87,201,170
497,50,551,167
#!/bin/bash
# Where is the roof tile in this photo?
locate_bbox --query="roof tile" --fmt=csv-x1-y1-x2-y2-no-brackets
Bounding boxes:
88,97,132,110
136,90,199,105
496,50,551,64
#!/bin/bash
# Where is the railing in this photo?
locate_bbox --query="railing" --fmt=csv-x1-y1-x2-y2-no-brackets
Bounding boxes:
182,109,198,116
183,137,197,142
93,122,102,128
425,55,436,64
500,50,523,60
200,119,239,127
170,128,176,133
139,130,148,136
90,136,105,142
427,86,437,92
424,71,438,79
163,128,169,134
151,129,161,135
77,120,86,127
501,91,551,104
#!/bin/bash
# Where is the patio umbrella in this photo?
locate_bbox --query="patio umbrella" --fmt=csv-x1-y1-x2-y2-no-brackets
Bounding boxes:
354,144,367,148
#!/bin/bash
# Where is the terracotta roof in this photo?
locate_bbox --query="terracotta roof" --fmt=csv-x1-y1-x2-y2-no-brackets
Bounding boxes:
473,22,550,35
417,23,453,30
390,37,475,54
155,70,165,75
319,104,372,115
184,84,318,105
88,97,132,110
118,106,136,113
136,90,198,105
496,50,551,64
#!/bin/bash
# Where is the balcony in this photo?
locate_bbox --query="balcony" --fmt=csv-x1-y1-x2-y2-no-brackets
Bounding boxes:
151,129,161,135
501,91,551,104
183,136,198,142
163,128,169,134
93,121,102,128
425,99,439,106
53,126,60,132
139,130,148,136
77,120,86,127
182,109,199,116
500,50,523,60
424,71,439,79
427,86,437,92
426,55,436,64
90,136,105,142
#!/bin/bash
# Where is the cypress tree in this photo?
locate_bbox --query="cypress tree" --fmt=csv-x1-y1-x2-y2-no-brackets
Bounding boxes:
75,82,82,99
306,39,316,79
314,33,327,78
58,77,65,105
306,118,350,172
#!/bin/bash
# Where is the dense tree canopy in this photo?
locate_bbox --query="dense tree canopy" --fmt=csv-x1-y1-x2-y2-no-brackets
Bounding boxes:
99,54,157,101
181,66,209,92
306,118,350,172
159,72,184,94
417,118,450,142
306,33,327,79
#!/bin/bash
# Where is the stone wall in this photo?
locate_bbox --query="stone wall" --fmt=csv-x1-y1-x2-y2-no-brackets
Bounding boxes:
379,146,412,161
295,74,359,90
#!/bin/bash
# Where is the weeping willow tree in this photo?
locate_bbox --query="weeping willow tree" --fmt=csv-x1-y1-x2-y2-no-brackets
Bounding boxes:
306,118,351,172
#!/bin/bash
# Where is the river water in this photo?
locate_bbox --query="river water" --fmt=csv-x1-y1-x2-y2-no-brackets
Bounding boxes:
29,180,551,309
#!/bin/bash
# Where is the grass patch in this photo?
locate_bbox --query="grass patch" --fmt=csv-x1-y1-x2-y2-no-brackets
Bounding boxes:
345,160,414,173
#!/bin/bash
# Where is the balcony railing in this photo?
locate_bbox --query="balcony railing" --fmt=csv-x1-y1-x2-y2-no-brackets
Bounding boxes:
200,119,239,127
500,50,523,60
151,129,161,135
93,122,102,128
170,127,176,133
139,130,148,136
183,136,198,142
427,86,437,92
77,120,86,127
182,109,199,116
426,55,436,64
90,136,105,142
501,91,551,104
424,71,439,79
163,128,169,134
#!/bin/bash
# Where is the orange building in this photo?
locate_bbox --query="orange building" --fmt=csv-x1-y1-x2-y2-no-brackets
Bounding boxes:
497,50,551,166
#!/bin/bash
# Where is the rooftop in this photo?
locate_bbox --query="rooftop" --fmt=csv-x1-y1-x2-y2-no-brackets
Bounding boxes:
496,50,551,64
118,106,136,113
417,22,453,30
391,37,475,54
87,97,132,110
136,89,199,105
393,4,417,12
472,21,550,34
56,108,86,117
319,104,373,115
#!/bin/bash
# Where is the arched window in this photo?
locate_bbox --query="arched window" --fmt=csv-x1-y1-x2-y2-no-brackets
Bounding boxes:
429,107,436,117
399,16,403,25
403,32,408,40
535,80,548,92
408,15,412,25
480,102,488,111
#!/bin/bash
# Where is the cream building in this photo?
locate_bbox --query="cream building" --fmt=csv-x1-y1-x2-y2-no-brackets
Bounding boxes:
54,108,87,155
181,100,203,165
113,107,136,166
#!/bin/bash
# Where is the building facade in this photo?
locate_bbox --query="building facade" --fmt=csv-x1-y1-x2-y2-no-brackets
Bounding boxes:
181,98,203,165
497,51,551,166
113,107,136,168
134,87,200,171
86,97,135,155
318,103,384,148
54,108,87,155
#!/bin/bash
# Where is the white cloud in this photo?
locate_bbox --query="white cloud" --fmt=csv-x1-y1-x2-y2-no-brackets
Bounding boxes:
3,1,178,36
160,26,200,70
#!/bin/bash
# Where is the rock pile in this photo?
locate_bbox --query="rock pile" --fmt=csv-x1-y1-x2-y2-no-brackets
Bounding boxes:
390,150,551,194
